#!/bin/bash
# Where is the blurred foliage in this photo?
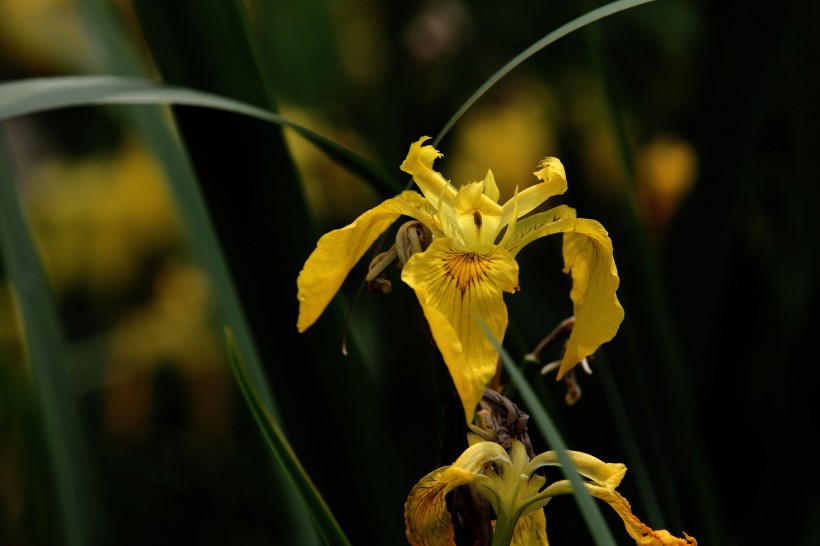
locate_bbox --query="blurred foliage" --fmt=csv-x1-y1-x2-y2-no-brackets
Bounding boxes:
1,0,819,545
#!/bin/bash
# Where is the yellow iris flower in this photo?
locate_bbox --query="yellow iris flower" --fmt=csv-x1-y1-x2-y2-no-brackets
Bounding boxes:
404,435,698,546
296,137,624,422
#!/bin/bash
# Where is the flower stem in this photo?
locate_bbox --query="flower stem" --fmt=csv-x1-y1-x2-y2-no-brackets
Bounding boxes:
491,516,516,546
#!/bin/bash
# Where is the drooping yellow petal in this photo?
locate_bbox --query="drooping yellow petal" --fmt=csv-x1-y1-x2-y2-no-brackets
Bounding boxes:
405,441,508,546
510,509,549,546
499,156,568,229
528,449,696,545
500,204,574,257
528,449,627,490
538,479,696,545
404,466,476,546
560,216,624,379
401,239,519,422
296,191,437,332
587,486,698,546
502,204,624,379
451,437,509,471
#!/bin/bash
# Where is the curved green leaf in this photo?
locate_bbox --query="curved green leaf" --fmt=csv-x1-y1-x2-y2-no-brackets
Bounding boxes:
225,327,352,546
0,129,100,546
433,0,657,147
0,76,402,196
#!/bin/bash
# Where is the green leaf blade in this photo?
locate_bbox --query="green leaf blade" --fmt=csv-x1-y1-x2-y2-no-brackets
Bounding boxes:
0,129,101,546
225,328,352,546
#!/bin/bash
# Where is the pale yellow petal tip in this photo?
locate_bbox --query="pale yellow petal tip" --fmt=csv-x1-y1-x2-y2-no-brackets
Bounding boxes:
461,392,481,425
295,284,315,333
295,313,310,333
534,156,566,182
401,136,442,175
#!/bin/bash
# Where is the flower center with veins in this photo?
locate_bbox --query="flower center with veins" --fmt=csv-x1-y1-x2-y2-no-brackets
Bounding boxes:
444,252,488,294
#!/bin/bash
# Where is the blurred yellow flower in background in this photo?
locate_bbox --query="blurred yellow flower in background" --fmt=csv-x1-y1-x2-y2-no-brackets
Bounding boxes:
635,133,698,241
103,260,230,443
0,0,93,73
447,76,559,199
279,104,381,228
11,136,231,444
23,138,181,297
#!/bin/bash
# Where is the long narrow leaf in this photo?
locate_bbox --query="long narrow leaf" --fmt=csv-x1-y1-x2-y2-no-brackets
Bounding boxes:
433,0,656,147
0,128,99,546
224,327,351,546
70,4,322,539
0,76,402,196
479,319,618,546
71,1,324,540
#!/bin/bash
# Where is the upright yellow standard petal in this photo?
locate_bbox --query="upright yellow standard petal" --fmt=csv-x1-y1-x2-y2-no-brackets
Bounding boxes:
401,239,519,422
400,136,457,208
453,178,503,251
482,169,500,203
502,204,623,379
296,192,434,332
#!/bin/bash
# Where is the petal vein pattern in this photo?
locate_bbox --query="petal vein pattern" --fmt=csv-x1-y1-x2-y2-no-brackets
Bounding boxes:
402,239,519,420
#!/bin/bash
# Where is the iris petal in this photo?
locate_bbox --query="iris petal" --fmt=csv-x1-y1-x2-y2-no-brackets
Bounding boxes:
296,192,437,332
561,217,624,378
405,441,508,546
502,205,623,379
401,239,519,422
510,509,548,546
404,466,475,546
499,156,568,229
537,476,697,545
588,486,698,545
482,169,500,203
400,136,457,210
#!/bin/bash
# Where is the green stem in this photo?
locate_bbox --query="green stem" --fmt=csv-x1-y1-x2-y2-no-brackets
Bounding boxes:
491,514,517,546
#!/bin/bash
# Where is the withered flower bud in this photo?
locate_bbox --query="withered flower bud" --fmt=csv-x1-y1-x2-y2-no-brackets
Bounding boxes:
395,221,433,265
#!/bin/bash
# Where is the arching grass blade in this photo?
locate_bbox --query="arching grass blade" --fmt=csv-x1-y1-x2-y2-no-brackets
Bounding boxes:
224,327,352,546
